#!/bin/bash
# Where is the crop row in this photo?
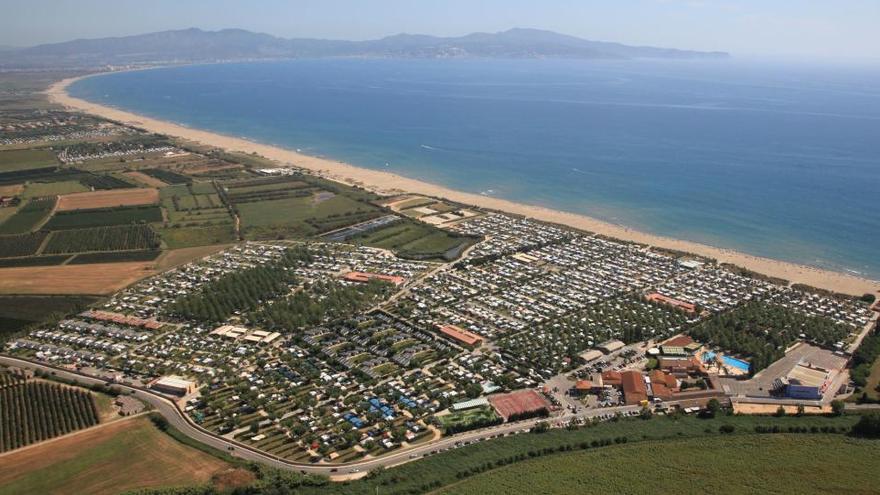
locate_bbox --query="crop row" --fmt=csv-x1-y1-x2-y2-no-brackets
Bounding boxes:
0,380,99,452
43,224,160,254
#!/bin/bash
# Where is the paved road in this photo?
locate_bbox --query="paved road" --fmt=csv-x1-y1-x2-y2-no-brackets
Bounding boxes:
0,354,647,475
7,354,873,477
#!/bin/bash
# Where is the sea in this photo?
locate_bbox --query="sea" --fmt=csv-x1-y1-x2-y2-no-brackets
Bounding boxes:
69,58,880,279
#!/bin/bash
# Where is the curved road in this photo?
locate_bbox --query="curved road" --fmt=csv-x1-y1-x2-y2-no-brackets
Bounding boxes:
17,354,867,476
0,354,644,475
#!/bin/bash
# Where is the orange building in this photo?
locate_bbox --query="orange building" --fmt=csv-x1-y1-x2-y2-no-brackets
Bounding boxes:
438,324,483,348
342,271,405,286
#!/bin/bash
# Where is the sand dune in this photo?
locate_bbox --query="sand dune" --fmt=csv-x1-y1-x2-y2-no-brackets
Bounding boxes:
47,75,879,297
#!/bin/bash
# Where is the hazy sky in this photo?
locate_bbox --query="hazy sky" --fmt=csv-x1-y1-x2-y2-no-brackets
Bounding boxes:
3,0,879,59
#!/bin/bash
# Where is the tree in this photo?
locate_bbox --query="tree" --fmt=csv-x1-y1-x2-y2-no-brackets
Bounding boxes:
706,398,721,417
639,406,653,420
795,403,805,417
831,399,845,417
852,413,880,438
774,406,786,417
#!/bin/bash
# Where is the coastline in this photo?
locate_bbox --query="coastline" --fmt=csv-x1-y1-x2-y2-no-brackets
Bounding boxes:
47,73,879,297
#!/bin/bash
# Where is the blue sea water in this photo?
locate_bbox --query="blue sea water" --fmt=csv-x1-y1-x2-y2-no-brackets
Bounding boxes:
69,59,880,279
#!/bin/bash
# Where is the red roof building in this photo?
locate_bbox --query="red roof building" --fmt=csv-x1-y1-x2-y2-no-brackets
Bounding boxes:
342,271,405,286
646,293,696,313
601,370,622,387
438,324,483,348
621,371,648,406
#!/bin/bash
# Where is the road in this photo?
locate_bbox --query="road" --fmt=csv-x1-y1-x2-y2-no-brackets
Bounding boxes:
0,354,643,476
5,354,875,477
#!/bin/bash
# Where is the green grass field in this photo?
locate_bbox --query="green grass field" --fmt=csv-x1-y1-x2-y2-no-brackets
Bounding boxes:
439,407,499,430
238,194,378,237
353,221,474,260
158,225,238,248
440,435,880,494
0,196,55,234
21,180,89,198
0,149,58,172
294,414,858,495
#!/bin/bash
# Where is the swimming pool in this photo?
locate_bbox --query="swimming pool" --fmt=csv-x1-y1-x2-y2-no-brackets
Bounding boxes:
721,355,750,372
703,352,750,372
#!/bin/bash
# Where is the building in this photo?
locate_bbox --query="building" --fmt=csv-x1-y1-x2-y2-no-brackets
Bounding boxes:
152,376,195,396
658,356,705,376
601,370,622,387
646,293,697,314
342,271,405,286
211,325,248,340
774,363,833,400
437,324,483,348
621,371,648,406
450,397,490,411
572,380,593,396
580,349,604,363
597,339,625,354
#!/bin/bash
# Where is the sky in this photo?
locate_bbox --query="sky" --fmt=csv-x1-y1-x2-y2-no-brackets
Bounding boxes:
2,0,879,60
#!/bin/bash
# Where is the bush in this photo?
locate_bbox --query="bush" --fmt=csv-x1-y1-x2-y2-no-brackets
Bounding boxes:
719,424,735,434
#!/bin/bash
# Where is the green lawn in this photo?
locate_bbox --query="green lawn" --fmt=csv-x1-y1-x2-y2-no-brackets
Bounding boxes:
439,407,499,430
440,435,880,495
354,221,474,260
22,180,89,198
0,149,58,172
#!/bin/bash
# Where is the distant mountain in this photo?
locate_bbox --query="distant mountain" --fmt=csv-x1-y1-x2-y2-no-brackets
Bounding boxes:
0,27,729,69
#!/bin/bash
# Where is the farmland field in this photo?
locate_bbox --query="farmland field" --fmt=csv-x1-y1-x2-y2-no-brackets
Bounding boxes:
69,250,162,264
0,167,80,186
0,149,58,172
0,261,155,295
43,205,163,230
0,231,48,258
140,167,191,184
0,416,238,495
0,295,100,337
21,180,89,198
78,173,135,190
43,225,160,254
238,194,380,237
0,255,71,268
158,225,238,248
0,377,99,452
0,196,56,234
294,415,857,495
123,170,167,187
439,435,880,495
56,188,158,211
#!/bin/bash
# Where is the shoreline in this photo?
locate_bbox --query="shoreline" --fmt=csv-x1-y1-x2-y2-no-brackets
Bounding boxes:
47,73,879,297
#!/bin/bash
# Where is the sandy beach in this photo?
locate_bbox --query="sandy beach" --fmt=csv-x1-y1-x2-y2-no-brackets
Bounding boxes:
47,74,879,297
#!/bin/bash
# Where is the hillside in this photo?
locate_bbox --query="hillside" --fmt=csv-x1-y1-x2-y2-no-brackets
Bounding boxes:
0,27,729,69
